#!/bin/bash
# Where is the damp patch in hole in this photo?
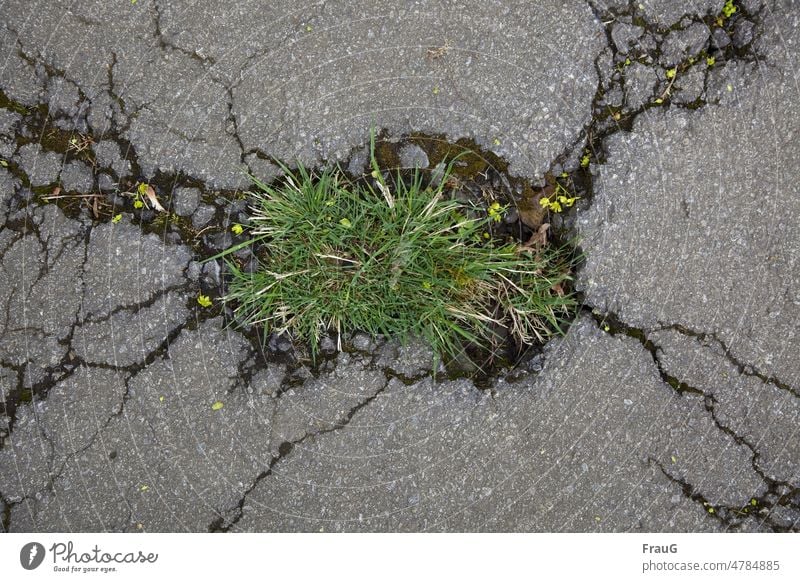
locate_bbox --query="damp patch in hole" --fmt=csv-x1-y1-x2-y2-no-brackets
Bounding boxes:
207,130,585,375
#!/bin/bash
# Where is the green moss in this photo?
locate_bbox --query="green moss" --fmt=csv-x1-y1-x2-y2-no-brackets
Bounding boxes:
0,89,30,115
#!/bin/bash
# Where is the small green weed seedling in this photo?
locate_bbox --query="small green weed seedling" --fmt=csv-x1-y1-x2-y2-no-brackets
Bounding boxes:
212,133,577,365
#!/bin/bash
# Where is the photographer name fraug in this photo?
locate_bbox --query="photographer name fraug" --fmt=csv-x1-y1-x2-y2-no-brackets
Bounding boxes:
49,541,158,572
643,543,678,554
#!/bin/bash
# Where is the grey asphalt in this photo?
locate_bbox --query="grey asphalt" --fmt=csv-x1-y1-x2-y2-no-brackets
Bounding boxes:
1,0,798,531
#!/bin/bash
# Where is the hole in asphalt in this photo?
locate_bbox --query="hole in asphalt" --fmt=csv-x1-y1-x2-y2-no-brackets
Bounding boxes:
199,131,588,380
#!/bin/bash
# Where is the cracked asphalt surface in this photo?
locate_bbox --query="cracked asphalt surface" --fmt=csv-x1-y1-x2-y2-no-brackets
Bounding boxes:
1,0,798,532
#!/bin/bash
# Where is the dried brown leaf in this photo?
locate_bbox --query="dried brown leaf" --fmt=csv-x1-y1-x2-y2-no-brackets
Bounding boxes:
517,183,553,229
144,184,166,212
519,222,550,251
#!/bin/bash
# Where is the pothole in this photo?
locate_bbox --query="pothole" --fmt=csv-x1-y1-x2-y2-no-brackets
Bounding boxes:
192,131,589,381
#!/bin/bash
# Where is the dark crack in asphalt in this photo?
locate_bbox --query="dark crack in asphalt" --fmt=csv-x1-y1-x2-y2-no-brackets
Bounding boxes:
209,375,392,532
590,308,799,532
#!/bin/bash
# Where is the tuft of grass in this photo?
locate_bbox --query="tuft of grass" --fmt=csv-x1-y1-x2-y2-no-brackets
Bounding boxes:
216,136,578,365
